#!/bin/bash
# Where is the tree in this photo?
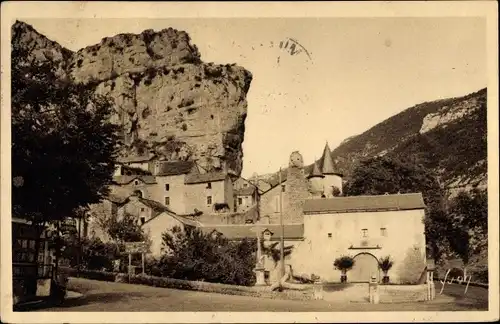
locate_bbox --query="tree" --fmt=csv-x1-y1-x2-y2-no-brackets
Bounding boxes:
11,34,121,282
11,40,121,225
159,226,257,286
107,212,146,243
343,156,450,261
446,189,488,275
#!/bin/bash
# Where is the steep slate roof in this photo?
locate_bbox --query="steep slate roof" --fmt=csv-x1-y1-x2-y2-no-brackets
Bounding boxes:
235,186,256,196
112,175,157,185
142,210,202,227
138,198,172,213
117,154,156,163
185,171,227,184
199,224,304,240
319,143,338,175
303,193,426,214
156,161,196,176
233,177,266,195
308,161,324,178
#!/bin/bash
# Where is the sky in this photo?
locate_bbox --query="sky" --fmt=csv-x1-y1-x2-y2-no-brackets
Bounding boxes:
24,17,487,178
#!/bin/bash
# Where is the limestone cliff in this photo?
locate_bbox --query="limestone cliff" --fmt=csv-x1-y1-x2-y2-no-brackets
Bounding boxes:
11,21,252,176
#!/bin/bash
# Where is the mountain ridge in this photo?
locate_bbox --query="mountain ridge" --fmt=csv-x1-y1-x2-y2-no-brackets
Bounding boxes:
255,87,487,195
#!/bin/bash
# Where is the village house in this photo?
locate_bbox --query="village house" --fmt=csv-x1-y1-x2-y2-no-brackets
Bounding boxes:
141,211,202,257
114,153,157,175
184,171,235,215
232,177,262,213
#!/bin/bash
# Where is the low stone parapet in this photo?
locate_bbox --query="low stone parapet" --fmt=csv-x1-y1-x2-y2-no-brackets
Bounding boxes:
378,284,428,303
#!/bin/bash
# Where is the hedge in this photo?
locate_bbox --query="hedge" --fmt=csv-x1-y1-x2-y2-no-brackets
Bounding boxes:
68,270,313,301
69,268,119,282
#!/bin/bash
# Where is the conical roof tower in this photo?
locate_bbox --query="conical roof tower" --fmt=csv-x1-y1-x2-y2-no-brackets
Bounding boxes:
308,160,324,178
320,142,336,175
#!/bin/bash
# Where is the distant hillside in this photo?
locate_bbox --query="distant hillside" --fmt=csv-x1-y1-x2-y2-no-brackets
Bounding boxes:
258,88,487,195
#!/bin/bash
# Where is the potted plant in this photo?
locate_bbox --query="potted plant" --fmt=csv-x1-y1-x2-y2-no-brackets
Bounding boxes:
378,256,394,284
333,255,355,283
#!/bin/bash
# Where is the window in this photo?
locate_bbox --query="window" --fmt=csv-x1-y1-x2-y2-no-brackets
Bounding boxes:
328,233,332,238
134,180,139,185
243,183,248,188
380,227,387,237
140,208,145,212
281,185,286,192
140,217,146,225
133,189,143,198
164,197,170,205
238,197,243,205
207,196,212,205
361,229,368,237
165,184,170,191
207,182,212,189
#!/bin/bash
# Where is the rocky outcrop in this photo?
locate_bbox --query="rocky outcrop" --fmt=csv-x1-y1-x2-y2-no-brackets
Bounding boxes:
11,20,252,176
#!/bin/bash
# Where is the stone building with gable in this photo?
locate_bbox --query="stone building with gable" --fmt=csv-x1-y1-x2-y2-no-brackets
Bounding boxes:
258,143,344,224
249,148,428,284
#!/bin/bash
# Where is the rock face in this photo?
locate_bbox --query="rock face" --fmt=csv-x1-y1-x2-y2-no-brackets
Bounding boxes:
330,88,487,193
11,20,252,176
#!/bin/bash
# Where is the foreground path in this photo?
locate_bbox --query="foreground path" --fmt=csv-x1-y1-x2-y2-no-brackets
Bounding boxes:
35,278,488,312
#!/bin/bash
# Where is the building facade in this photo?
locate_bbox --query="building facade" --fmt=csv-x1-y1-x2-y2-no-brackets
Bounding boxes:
288,193,427,283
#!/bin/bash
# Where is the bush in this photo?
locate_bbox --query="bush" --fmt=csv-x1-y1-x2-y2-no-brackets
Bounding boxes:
127,273,259,296
158,226,257,286
61,236,120,272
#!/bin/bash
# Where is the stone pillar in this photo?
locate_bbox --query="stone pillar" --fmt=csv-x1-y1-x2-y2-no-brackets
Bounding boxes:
254,230,266,286
313,278,324,300
369,274,379,304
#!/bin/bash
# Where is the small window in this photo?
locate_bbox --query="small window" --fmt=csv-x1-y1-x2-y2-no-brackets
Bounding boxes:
243,183,248,188
140,208,145,212
165,184,170,191
164,197,170,205
207,182,212,189
238,197,243,205
380,227,387,237
361,229,368,237
327,233,332,238
140,217,146,225
134,180,139,185
207,196,212,205
281,185,286,192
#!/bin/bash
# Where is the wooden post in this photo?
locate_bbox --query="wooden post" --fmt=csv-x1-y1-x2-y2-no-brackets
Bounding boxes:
279,168,285,278
128,253,132,282
141,253,145,275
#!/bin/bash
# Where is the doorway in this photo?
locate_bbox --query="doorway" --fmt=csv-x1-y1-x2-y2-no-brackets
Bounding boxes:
349,253,380,283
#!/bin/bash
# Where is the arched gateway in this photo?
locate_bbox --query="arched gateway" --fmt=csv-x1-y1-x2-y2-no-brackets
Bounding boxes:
349,253,380,283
